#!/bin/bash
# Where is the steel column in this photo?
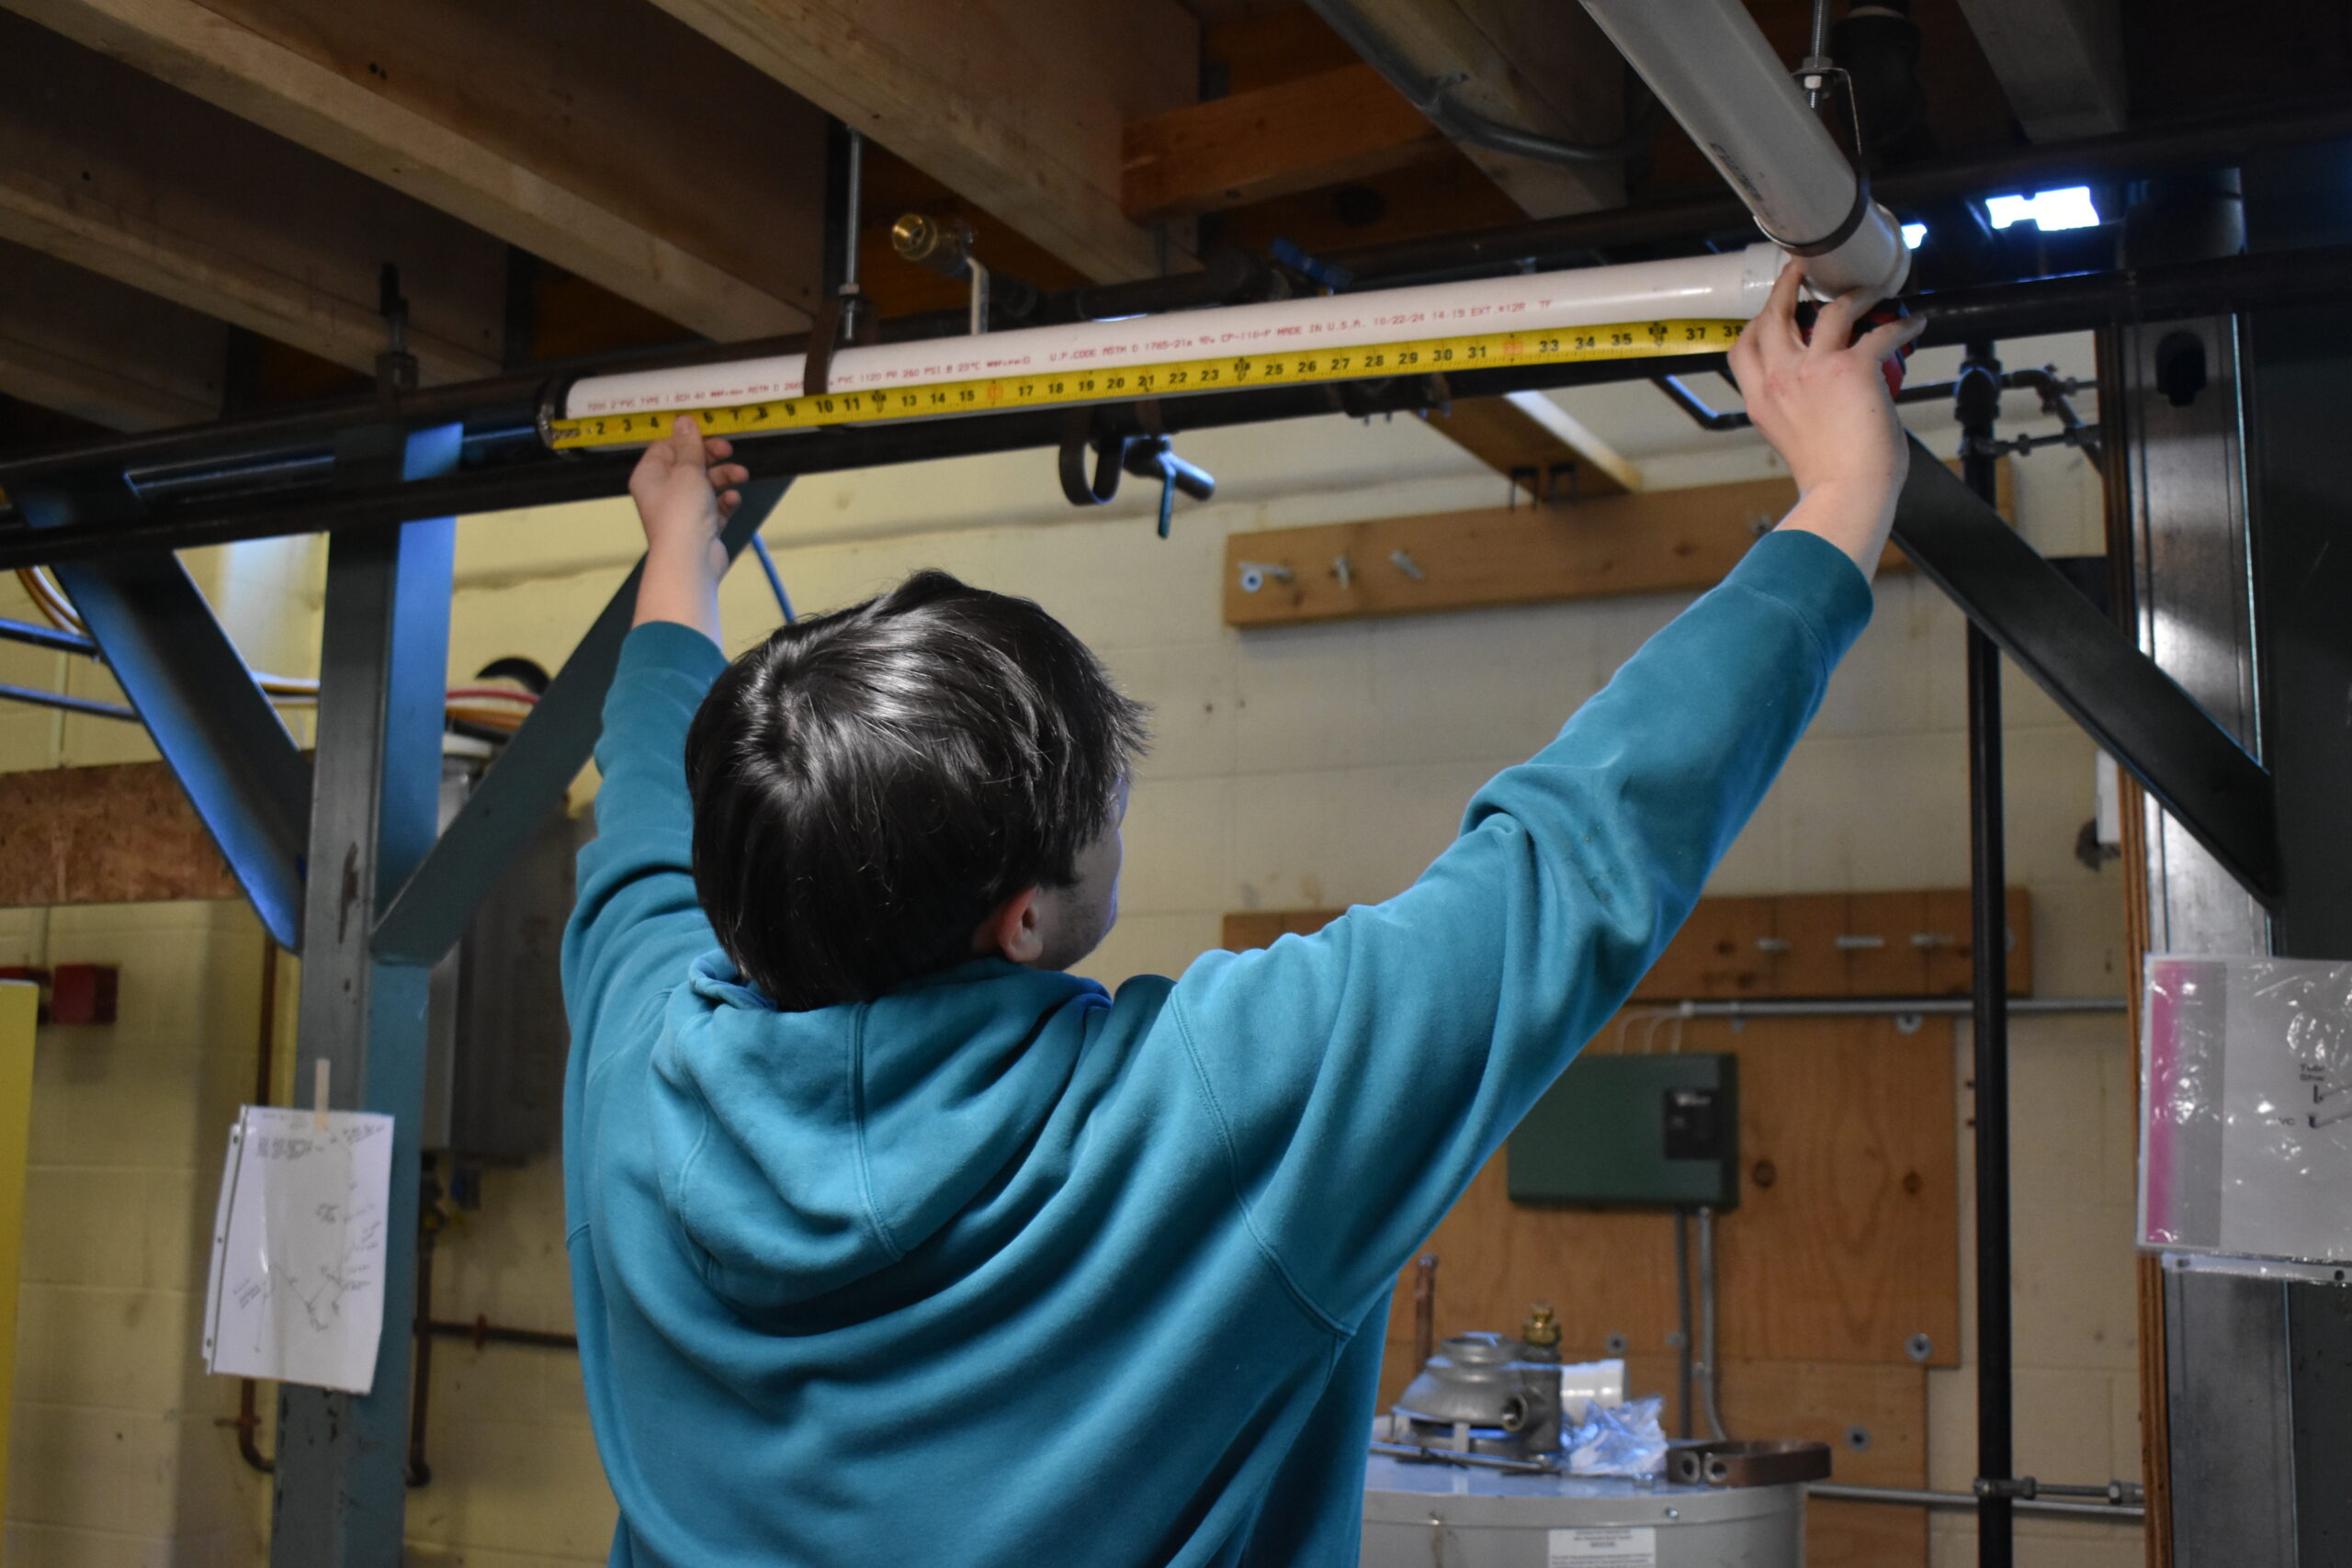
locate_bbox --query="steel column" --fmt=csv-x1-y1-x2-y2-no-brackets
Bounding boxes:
272,424,459,1567
371,478,791,966
2239,138,2352,1564
1956,340,2014,1568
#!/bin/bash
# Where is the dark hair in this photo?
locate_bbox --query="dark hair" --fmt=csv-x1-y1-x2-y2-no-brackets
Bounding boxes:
684,569,1148,1010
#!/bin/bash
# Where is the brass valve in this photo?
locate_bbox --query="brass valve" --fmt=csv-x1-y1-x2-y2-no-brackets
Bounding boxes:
1521,1300,1561,1350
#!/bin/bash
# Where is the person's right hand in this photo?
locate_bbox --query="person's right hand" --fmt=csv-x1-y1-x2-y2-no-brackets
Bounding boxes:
1727,262,1925,578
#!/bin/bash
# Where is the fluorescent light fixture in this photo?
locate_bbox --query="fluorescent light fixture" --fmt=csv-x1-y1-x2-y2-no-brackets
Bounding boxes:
1901,221,1928,249
1984,186,2101,232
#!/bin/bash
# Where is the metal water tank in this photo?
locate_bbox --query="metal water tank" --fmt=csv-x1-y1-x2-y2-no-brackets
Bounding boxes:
1361,1455,1803,1568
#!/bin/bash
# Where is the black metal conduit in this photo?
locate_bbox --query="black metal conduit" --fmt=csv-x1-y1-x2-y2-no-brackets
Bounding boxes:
8,237,2352,576
4,91,2349,505
1956,339,2015,1568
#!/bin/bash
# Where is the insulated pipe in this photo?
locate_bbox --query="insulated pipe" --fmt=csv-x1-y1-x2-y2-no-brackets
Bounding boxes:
561,246,1784,421
1579,0,1910,299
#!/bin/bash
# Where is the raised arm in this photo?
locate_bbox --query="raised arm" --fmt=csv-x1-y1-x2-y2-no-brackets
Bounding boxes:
562,420,750,1051
1165,269,1918,1328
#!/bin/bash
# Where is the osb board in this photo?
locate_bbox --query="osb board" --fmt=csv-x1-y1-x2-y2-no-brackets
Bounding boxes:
1368,1014,1960,1369
0,761,237,907
1226,886,2032,999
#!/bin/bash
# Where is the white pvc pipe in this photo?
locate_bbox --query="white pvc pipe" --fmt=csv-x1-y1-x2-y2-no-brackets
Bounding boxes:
563,244,1785,420
1580,0,1910,300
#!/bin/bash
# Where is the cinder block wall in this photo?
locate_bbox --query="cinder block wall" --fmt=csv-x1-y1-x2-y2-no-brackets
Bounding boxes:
6,340,2145,1567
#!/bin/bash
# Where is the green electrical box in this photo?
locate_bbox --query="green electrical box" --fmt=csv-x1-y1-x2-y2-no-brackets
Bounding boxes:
1507,1053,1740,1211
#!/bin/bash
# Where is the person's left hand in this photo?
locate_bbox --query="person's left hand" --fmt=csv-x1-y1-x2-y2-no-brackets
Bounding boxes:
628,417,749,573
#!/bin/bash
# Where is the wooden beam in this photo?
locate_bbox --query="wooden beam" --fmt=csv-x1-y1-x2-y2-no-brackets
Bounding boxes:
0,760,239,907
1122,62,1444,223
1337,0,1626,219
0,238,224,430
0,11,503,382
8,0,825,342
1424,391,1638,502
1951,0,2126,141
642,0,1195,284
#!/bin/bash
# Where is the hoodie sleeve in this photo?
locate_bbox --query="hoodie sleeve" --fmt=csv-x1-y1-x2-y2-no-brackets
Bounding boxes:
1165,528,1873,1329
562,620,729,1060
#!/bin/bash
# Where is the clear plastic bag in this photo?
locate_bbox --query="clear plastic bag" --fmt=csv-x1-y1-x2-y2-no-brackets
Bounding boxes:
1564,1393,1668,1477
2141,953,2352,1267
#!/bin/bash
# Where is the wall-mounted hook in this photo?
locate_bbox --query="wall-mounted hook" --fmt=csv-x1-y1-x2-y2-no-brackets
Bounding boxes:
1237,561,1294,594
1389,548,1426,581
1333,553,1353,591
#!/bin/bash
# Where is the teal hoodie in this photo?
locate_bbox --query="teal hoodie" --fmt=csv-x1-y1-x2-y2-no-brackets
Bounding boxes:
562,527,1872,1567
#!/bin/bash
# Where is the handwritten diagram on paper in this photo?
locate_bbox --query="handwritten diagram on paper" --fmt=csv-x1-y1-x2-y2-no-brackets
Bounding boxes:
202,1105,394,1394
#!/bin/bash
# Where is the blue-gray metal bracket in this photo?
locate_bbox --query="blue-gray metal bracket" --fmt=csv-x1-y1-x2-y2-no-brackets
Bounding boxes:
369,478,791,967
11,479,312,949
1888,434,2281,903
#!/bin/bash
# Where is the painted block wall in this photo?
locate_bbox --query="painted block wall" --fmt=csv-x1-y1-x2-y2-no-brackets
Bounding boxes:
6,337,2145,1565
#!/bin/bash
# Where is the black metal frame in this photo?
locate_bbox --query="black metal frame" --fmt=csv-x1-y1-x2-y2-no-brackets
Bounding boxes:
8,107,2348,1560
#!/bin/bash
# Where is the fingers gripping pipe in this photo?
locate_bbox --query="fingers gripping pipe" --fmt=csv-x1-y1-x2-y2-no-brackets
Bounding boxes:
1579,0,1911,300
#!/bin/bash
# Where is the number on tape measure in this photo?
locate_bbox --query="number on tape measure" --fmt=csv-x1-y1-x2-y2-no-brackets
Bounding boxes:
547,319,1745,451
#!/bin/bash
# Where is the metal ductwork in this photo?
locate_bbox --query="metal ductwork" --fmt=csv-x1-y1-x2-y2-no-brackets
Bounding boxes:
1580,0,1913,299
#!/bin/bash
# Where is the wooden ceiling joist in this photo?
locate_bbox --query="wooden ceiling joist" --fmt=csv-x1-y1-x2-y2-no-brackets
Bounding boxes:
1326,0,1628,220
6,0,827,342
1951,0,2127,141
1428,390,1640,502
642,0,1198,284
0,9,503,383
0,238,226,432
1122,62,1445,223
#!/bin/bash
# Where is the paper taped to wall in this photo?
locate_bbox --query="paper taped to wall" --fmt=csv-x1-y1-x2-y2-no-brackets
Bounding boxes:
201,1105,394,1393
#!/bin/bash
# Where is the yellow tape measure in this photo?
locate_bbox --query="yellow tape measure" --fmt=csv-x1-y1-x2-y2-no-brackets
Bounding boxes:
547,318,1746,451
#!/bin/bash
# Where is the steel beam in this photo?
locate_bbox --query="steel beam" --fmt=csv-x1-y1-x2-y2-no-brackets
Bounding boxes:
272,424,458,1567
371,477,791,967
10,242,2352,575
10,479,311,948
1888,434,2279,905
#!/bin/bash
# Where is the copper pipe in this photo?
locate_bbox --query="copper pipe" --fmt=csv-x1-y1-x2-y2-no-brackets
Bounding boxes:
1411,1254,1438,1371
232,942,277,1474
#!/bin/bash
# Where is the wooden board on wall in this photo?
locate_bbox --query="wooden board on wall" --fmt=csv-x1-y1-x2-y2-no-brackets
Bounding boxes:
0,761,237,907
1373,1014,1960,1371
1222,459,2009,629
1227,887,2033,999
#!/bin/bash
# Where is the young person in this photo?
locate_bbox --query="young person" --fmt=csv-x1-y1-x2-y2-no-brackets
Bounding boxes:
562,264,1922,1566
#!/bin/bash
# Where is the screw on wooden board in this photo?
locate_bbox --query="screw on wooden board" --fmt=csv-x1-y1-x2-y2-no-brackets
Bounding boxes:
1389,548,1425,581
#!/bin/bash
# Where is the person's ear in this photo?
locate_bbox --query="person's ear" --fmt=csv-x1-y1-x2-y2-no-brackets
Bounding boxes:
974,886,1046,964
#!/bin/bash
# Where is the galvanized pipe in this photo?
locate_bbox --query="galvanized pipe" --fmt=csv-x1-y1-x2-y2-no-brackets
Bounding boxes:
1667,997,2123,1020
1811,1483,2145,1523
1696,1206,1728,1441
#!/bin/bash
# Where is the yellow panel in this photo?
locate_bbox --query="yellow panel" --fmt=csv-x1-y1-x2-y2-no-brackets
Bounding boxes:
0,979,38,1503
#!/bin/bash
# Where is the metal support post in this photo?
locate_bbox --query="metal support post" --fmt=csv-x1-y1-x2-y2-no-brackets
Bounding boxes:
1955,339,2013,1568
272,424,460,1567
371,478,791,966
2237,140,2352,1564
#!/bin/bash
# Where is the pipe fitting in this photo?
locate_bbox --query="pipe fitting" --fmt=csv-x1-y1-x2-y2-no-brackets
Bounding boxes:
1578,0,1911,299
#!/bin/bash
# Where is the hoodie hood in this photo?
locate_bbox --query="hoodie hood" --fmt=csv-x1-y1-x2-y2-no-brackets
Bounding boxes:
650,952,1105,1311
